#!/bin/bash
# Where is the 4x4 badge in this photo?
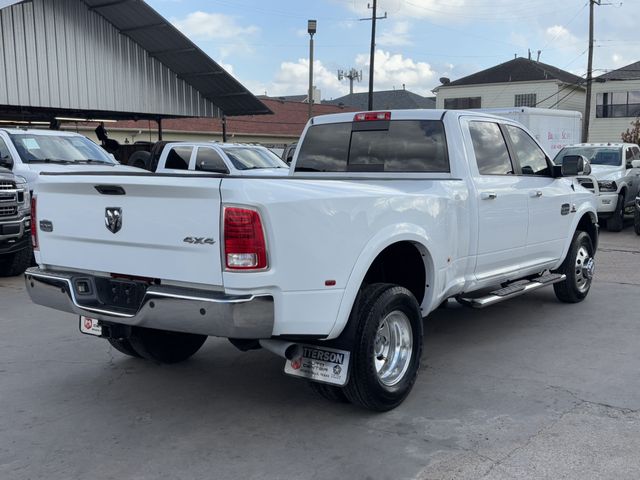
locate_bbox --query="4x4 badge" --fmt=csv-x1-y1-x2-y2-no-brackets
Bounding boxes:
105,207,122,234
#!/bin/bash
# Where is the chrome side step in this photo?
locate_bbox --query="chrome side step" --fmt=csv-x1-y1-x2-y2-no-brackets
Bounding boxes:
456,273,566,309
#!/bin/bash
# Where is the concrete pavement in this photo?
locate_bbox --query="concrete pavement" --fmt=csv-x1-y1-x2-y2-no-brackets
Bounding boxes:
0,228,639,480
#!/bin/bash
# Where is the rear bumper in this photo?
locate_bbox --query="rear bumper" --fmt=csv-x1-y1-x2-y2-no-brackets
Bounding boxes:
24,267,274,338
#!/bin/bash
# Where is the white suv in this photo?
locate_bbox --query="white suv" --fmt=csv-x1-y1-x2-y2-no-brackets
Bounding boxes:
554,143,640,231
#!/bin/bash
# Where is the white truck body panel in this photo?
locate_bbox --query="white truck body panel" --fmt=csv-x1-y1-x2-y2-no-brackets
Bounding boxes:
478,107,582,157
35,175,224,286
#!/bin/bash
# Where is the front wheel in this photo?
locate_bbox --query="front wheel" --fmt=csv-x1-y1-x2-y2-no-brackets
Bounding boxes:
553,231,595,303
128,327,207,364
606,194,625,232
343,283,423,412
0,245,33,277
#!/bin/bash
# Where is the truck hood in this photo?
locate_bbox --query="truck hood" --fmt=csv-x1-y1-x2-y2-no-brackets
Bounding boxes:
589,164,623,181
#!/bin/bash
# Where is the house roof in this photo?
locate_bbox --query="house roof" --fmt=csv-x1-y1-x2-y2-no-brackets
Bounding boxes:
323,89,436,110
106,99,358,138
441,57,584,88
597,61,640,81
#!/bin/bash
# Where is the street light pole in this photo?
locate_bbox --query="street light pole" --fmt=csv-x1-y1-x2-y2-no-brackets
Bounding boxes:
308,20,317,120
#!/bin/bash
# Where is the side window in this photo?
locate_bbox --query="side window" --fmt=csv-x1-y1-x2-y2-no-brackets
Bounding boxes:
504,125,551,176
165,146,192,170
195,147,228,173
625,147,634,168
469,121,514,175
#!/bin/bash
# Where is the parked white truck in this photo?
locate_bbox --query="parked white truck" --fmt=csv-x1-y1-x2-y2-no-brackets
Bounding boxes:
0,168,31,276
25,110,598,411
553,143,640,232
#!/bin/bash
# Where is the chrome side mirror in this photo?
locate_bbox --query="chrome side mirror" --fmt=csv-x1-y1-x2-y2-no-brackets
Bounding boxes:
561,155,591,176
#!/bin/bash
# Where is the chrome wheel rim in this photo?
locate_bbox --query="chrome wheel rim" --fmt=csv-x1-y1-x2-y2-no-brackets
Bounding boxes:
575,245,594,293
374,310,413,387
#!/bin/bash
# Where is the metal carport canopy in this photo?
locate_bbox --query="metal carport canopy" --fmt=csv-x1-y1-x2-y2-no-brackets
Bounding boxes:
83,0,271,117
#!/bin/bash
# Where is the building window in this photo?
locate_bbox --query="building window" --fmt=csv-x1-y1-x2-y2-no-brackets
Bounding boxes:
444,97,481,109
514,93,536,107
596,91,640,118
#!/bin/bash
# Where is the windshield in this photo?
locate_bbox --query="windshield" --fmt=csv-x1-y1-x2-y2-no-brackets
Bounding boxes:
8,133,115,164
223,147,288,170
554,146,622,166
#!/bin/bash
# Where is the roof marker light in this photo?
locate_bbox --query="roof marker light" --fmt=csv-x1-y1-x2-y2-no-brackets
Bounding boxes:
354,111,391,122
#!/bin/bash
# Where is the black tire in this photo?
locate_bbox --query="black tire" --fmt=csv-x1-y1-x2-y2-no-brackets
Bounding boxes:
308,381,349,403
128,151,151,171
107,338,142,358
606,194,625,232
342,283,423,412
128,327,207,364
0,244,33,277
634,207,640,236
553,231,595,303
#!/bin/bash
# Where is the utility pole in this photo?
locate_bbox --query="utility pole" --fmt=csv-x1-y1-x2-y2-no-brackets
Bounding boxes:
337,68,362,95
583,0,602,142
360,1,386,110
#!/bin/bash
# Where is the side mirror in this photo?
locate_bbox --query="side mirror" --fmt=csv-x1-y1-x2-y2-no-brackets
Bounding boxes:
632,159,640,169
197,160,228,174
561,155,591,176
0,155,13,169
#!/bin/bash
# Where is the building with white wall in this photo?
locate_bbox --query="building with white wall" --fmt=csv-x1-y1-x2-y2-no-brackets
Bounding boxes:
434,57,585,116
588,61,640,143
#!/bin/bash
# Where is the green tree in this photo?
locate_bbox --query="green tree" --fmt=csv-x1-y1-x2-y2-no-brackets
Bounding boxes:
621,116,640,145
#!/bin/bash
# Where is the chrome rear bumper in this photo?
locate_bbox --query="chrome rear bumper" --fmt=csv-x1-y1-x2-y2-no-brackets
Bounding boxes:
24,267,274,338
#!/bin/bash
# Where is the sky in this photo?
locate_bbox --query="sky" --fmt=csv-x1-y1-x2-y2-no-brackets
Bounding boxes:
147,0,640,101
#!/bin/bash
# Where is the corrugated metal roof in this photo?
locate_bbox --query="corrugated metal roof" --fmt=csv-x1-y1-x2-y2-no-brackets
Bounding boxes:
0,0,270,120
83,0,271,116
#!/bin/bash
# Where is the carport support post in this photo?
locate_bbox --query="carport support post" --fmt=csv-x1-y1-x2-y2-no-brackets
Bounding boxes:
222,115,227,142
157,118,163,141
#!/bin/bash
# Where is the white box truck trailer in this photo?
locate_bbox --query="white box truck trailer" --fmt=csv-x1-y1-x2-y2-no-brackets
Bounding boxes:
479,107,582,157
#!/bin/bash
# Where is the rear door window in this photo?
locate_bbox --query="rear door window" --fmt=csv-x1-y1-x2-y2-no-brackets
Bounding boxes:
468,121,514,175
296,120,449,173
165,146,193,170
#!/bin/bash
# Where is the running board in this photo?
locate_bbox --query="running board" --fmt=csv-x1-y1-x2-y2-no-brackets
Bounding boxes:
456,273,566,309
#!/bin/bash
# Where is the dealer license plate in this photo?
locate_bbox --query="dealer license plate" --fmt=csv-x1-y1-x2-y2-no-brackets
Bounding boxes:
284,344,350,386
79,316,102,337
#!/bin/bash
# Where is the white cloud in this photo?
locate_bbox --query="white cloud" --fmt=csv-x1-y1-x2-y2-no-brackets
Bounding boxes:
544,25,579,47
173,11,258,40
355,49,437,96
172,12,259,58
378,21,412,47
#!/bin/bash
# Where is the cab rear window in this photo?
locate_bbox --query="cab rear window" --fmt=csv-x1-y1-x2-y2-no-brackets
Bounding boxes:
296,120,449,173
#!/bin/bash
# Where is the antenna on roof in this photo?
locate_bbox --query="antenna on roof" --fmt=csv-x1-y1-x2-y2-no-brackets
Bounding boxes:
337,68,362,95
536,50,541,62
528,48,531,60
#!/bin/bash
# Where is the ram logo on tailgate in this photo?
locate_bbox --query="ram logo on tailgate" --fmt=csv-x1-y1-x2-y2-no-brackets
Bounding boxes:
105,208,122,234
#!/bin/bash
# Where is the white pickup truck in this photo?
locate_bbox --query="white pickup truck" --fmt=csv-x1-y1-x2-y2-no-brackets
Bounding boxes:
553,143,640,232
25,110,598,411
154,142,288,175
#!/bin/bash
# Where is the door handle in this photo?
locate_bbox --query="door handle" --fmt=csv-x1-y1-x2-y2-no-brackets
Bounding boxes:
480,192,497,200
530,190,543,198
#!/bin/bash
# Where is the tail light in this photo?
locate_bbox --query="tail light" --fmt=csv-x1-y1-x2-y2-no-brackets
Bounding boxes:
31,195,38,250
354,111,391,122
223,206,267,270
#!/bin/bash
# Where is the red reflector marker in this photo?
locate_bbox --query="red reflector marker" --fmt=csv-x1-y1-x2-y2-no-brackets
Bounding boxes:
354,111,391,122
325,280,336,287
224,206,267,270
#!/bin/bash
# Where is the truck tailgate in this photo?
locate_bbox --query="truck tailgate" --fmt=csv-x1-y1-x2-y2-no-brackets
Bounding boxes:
35,174,223,286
